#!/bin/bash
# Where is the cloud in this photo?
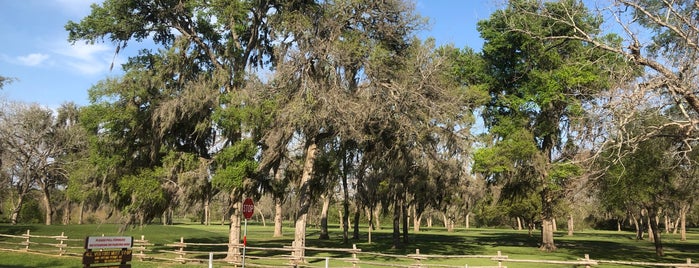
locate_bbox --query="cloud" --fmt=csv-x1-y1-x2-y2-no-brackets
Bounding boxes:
16,53,50,66
53,41,120,76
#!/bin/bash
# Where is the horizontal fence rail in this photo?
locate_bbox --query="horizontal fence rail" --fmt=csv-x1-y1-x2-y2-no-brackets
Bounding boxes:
0,230,698,267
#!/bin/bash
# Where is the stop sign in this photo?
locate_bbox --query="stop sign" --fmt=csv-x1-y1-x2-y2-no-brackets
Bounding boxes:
243,198,254,219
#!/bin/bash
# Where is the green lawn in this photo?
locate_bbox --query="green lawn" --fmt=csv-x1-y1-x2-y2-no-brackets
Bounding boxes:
0,223,697,267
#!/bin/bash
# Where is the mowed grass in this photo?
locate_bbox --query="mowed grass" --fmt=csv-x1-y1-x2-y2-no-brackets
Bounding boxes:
0,222,698,267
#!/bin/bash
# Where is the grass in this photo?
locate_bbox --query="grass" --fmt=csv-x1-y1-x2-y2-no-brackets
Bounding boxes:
0,222,697,267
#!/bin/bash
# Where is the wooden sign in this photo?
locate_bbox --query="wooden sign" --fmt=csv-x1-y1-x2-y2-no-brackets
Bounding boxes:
82,249,132,267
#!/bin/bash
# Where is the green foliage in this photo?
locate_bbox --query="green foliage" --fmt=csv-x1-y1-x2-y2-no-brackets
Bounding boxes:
66,0,179,46
599,134,681,210
473,128,538,175
18,193,44,224
211,139,258,191
118,168,167,216
473,0,618,191
506,192,540,225
548,161,581,189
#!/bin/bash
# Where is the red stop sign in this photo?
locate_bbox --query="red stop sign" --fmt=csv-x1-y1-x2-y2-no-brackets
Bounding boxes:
243,198,254,219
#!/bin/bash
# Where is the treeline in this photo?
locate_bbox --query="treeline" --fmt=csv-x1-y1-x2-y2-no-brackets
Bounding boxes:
1,0,699,259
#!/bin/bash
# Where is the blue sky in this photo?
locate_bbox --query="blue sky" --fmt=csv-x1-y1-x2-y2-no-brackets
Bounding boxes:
0,0,497,108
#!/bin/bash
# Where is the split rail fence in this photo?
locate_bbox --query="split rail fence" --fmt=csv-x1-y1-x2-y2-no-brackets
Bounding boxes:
1,230,698,267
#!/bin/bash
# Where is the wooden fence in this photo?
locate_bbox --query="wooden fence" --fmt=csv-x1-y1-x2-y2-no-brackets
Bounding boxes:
1,230,698,267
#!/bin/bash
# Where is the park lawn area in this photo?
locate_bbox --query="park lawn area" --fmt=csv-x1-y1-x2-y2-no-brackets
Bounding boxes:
0,222,698,267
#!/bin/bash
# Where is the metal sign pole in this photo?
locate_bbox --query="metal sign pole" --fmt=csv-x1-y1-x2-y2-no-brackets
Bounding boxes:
242,218,248,268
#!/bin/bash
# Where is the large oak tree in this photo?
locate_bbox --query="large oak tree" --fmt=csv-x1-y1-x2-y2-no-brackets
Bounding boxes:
473,0,623,251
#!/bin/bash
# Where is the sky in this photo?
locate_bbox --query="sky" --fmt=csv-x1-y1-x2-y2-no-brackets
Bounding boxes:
0,0,498,109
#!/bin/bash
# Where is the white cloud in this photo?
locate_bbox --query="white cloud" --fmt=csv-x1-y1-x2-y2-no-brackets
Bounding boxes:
60,42,110,61
53,41,121,76
16,53,50,66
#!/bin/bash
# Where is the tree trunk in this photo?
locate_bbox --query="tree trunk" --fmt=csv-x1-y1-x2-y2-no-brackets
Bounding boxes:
567,214,574,236
339,209,344,229
516,217,522,231
427,214,433,228
163,206,173,225
647,214,654,243
664,215,670,234
78,201,85,225
138,213,144,229
204,196,211,226
648,208,663,256
352,208,360,240
401,198,408,244
680,204,688,241
292,141,318,262
552,218,557,232
632,214,642,240
541,218,555,251
447,216,454,232
413,206,421,233
392,198,401,249
42,188,53,225
465,212,471,229
617,219,622,232
274,197,283,237
257,206,266,226
374,207,381,230
368,206,374,244
62,201,71,225
539,187,556,252
225,198,242,263
442,212,448,228
673,216,680,235
342,167,350,244
319,193,330,240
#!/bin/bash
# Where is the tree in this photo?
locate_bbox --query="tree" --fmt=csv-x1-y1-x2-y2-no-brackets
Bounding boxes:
0,102,69,225
598,110,699,256
505,0,699,158
0,76,13,89
0,77,10,218
67,0,281,261
257,0,423,257
474,0,620,251
36,102,87,225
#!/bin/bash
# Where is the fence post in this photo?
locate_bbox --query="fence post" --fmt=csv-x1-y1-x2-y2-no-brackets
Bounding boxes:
58,232,66,256
497,251,502,268
414,248,422,267
24,230,30,251
178,237,186,263
352,244,358,268
140,235,145,259
584,254,590,268
290,241,296,266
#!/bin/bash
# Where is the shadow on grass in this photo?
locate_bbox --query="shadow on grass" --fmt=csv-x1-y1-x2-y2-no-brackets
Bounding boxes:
470,231,541,248
553,232,699,264
0,225,38,236
0,261,66,268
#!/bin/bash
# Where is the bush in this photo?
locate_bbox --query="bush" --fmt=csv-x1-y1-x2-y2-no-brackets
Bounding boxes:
18,197,44,224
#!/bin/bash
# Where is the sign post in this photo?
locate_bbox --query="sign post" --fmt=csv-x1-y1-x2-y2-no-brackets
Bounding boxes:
242,198,254,268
